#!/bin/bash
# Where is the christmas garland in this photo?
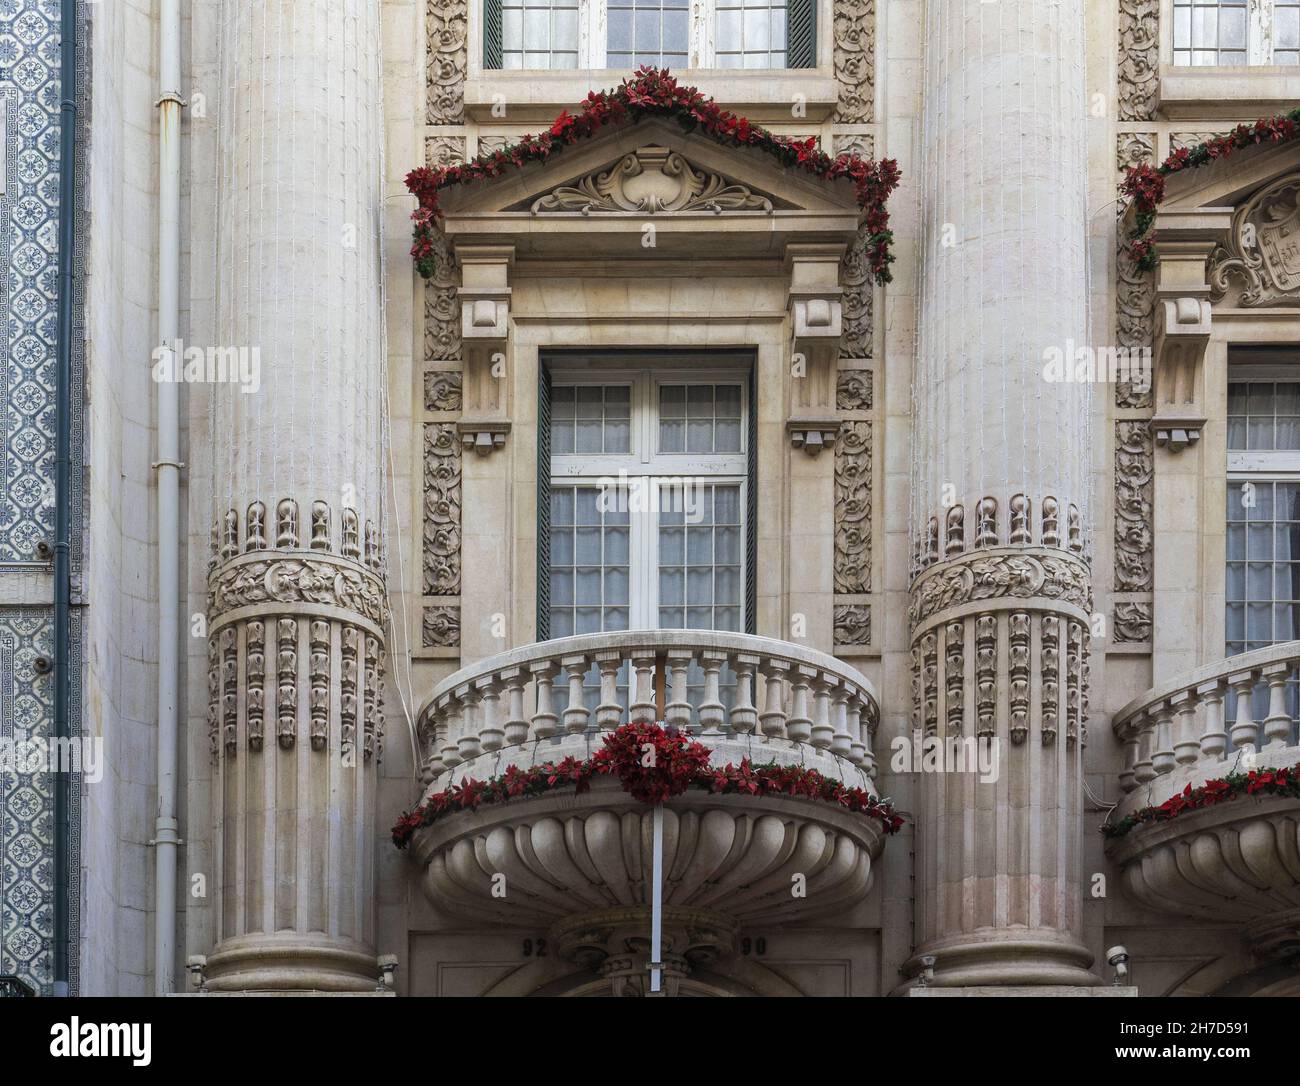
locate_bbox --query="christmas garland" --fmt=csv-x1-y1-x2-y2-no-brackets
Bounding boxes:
405,66,900,284
392,721,903,849
1121,109,1300,271
1101,763,1300,841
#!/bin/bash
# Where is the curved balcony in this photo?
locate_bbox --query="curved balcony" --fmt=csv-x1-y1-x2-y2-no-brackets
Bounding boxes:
409,632,887,991
1108,642,1300,960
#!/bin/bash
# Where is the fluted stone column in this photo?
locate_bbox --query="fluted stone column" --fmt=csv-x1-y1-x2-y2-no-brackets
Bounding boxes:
202,0,386,991
906,0,1097,986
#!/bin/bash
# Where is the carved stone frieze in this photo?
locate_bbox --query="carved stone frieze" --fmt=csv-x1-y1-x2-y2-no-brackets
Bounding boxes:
908,551,1092,627
1171,132,1225,153
1118,0,1158,121
834,133,874,160
423,605,461,647
1116,132,1155,177
1113,600,1153,643
209,556,388,628
833,604,871,646
424,423,462,596
836,369,872,411
424,231,461,361
834,421,871,594
1209,173,1300,307
478,135,509,156
832,0,875,124
1114,420,1154,593
839,223,874,358
530,146,775,214
426,136,466,169
426,0,467,124
1041,615,1060,743
1116,234,1156,409
424,369,463,411
276,617,298,749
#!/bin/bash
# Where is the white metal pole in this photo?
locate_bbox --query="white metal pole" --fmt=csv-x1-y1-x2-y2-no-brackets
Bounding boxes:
650,803,664,993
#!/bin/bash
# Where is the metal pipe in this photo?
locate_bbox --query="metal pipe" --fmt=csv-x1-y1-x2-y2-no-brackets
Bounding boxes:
51,0,79,999
153,0,183,996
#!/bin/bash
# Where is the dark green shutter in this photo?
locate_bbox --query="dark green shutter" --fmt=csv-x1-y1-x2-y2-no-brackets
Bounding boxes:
484,0,504,69
786,0,816,69
746,361,757,636
537,362,552,641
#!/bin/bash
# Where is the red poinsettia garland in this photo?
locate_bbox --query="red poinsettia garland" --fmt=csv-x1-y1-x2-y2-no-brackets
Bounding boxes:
1101,763,1300,840
406,66,900,284
1121,109,1300,271
392,721,903,849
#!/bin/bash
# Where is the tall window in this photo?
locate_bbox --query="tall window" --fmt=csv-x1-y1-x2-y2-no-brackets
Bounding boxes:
1173,0,1300,65
485,0,813,69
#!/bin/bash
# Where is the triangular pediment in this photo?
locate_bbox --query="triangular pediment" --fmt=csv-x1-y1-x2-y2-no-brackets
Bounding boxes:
1159,137,1300,214
437,117,860,219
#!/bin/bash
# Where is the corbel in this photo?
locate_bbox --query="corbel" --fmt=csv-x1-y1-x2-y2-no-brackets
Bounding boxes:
455,243,514,454
785,243,845,456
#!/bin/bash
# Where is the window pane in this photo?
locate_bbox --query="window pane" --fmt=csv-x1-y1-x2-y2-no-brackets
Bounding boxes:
502,0,579,68
716,0,788,67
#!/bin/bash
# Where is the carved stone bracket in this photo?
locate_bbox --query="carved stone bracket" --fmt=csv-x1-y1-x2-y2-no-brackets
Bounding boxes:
786,244,845,456
456,419,511,455
787,416,841,456
456,244,514,453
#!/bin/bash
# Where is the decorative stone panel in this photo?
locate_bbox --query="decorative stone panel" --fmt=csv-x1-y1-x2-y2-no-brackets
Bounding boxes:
834,419,871,594
1114,420,1154,594
426,0,467,124
423,423,462,595
832,0,875,123
1118,0,1158,121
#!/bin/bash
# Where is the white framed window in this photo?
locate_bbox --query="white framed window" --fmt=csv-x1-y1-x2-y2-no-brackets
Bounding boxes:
1173,0,1300,66
1226,364,1300,741
487,0,812,70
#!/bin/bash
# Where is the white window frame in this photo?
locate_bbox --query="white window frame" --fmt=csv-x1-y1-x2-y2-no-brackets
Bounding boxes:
1171,0,1300,66
548,363,749,632
508,0,789,69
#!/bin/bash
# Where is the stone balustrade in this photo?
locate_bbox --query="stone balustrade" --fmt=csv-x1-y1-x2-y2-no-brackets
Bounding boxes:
1112,641,1300,798
415,630,880,789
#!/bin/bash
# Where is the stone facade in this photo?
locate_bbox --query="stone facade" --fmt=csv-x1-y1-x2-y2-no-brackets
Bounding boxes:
8,0,1300,997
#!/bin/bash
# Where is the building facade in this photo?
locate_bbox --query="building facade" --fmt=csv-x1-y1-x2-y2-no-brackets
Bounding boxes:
3,0,1300,997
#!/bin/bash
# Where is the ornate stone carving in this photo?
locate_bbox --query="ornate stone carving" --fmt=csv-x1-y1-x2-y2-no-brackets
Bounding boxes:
220,627,238,758
341,626,359,758
310,620,329,750
1210,174,1300,308
834,421,871,594
1114,420,1154,593
530,146,775,214
832,0,875,123
275,499,298,549
1118,0,1158,121
424,423,462,596
424,232,461,361
836,369,872,411
311,501,330,550
276,617,298,749
1008,611,1031,743
921,631,938,735
945,505,965,557
423,605,461,647
944,620,964,735
246,620,266,751
207,636,220,762
426,135,466,168
1117,235,1155,409
834,604,871,646
1170,132,1224,153
246,501,267,551
909,552,1092,626
424,369,463,411
364,634,383,761
1041,615,1060,744
1066,621,1084,747
426,0,467,124
209,556,388,627
478,135,509,156
1113,600,1153,643
975,496,998,548
974,614,997,739
1116,132,1155,176
839,223,874,358
834,133,874,160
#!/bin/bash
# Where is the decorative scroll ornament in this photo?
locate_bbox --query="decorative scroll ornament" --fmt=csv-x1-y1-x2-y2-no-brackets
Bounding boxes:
832,0,875,123
908,552,1092,627
423,605,461,647
426,0,467,124
424,370,463,411
839,223,875,358
1116,234,1155,409
836,369,873,411
209,557,388,628
424,424,462,595
834,421,872,594
1117,0,1158,121
1114,421,1154,593
531,146,775,215
1113,601,1153,643
424,232,460,361
834,604,871,646
1210,174,1300,307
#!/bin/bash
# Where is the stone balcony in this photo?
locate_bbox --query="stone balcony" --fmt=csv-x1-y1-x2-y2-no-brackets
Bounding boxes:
409,631,887,994
1108,642,1300,962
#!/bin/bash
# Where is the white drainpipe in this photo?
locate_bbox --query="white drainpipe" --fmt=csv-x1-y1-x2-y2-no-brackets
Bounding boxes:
153,0,183,996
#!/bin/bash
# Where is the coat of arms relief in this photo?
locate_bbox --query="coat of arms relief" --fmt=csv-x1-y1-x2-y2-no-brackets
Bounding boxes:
1210,173,1300,306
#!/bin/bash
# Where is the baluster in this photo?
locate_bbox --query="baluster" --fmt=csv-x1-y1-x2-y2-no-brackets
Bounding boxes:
1118,725,1138,793
1196,678,1227,761
530,661,559,739
629,652,657,725
562,655,590,735
698,652,726,736
458,684,483,762
1171,690,1199,766
786,665,815,743
1132,711,1155,784
729,654,759,735
422,712,443,782
665,649,693,732
1262,662,1292,748
830,682,852,757
478,676,504,752
759,660,789,738
1151,701,1175,776
862,699,878,778
847,694,866,766
1228,670,1259,751
810,675,834,749
594,650,624,732
502,667,529,746
440,695,462,769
